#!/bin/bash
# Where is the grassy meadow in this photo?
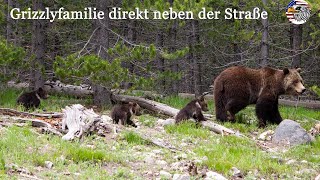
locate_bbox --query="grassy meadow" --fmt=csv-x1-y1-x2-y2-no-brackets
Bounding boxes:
0,88,319,179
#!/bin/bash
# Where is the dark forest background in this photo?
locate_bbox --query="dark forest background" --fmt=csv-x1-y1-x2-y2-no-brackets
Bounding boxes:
0,0,319,106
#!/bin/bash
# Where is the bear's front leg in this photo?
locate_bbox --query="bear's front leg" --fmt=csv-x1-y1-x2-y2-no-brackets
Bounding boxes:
271,101,282,124
256,97,276,128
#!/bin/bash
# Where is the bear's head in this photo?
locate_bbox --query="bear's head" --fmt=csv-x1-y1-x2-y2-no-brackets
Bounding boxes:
283,68,306,95
37,88,48,99
129,102,142,116
197,96,209,111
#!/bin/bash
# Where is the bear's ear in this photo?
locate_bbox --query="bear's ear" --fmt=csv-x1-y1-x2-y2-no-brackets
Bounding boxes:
296,68,301,73
283,68,290,75
198,96,204,101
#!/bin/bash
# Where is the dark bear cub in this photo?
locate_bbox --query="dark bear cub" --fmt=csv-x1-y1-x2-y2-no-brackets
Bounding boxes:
110,102,142,127
17,88,48,109
175,95,209,123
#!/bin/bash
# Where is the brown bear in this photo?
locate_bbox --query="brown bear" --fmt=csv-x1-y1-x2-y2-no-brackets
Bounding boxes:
110,102,142,127
17,87,48,109
175,95,209,124
213,66,305,128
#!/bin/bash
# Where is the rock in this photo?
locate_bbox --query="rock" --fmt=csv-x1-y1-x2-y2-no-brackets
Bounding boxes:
158,118,175,126
156,160,168,166
173,174,190,180
174,153,187,160
152,149,163,155
258,130,274,141
297,168,316,174
171,162,183,170
205,171,227,180
230,167,243,179
144,156,154,164
160,170,172,179
272,119,314,146
285,159,296,165
44,161,53,169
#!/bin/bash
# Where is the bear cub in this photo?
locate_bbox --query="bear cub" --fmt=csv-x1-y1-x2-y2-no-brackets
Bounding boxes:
17,87,48,109
175,95,209,123
110,102,142,127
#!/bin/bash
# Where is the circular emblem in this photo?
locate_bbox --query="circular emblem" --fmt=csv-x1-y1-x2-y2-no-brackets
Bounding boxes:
286,0,311,25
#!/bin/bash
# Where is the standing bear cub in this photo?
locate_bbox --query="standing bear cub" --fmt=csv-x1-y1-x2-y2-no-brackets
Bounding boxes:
110,102,142,127
17,87,48,109
213,66,305,128
175,95,209,124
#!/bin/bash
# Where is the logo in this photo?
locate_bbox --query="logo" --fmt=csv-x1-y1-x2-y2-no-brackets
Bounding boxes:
286,0,311,24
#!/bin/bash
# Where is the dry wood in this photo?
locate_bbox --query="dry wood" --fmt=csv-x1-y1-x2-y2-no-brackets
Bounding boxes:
112,94,179,117
0,115,62,136
0,108,63,118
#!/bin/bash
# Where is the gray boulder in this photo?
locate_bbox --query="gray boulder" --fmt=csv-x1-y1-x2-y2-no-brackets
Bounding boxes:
272,119,314,146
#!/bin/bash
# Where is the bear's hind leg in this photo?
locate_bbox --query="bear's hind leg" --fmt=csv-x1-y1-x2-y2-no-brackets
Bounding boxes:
215,102,228,122
225,99,247,122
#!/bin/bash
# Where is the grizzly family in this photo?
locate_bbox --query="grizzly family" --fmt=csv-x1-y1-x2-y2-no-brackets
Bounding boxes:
16,66,305,128
213,66,305,127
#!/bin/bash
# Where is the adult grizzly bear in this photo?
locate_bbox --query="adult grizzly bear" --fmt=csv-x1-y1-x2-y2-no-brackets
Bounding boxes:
213,66,305,127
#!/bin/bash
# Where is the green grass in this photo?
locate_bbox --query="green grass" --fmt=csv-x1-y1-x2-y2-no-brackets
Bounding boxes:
195,136,290,176
0,126,128,178
285,138,320,164
165,122,212,139
122,131,150,145
138,114,158,127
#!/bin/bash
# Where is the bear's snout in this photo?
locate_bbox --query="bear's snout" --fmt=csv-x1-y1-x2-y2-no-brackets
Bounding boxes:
294,81,306,95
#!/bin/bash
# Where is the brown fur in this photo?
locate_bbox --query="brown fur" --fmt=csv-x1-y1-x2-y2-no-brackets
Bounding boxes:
110,102,141,127
213,66,305,128
17,88,48,109
175,96,209,123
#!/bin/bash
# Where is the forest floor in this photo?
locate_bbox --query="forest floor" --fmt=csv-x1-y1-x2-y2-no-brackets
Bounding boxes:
0,88,319,179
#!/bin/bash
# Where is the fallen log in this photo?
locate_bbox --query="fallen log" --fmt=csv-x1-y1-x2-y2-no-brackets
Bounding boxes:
8,81,93,98
112,94,179,117
0,115,62,136
0,108,63,118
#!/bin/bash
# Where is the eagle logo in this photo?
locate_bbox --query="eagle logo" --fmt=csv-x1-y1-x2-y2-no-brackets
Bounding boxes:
286,0,311,24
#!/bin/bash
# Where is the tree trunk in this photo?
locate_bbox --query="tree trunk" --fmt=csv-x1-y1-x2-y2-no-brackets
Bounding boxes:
156,32,165,92
92,0,111,106
6,0,15,44
169,20,179,95
291,24,303,68
260,0,269,67
31,0,46,90
190,20,202,96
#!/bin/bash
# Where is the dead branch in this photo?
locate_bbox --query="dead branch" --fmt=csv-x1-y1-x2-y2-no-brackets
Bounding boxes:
0,115,62,136
0,108,63,118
